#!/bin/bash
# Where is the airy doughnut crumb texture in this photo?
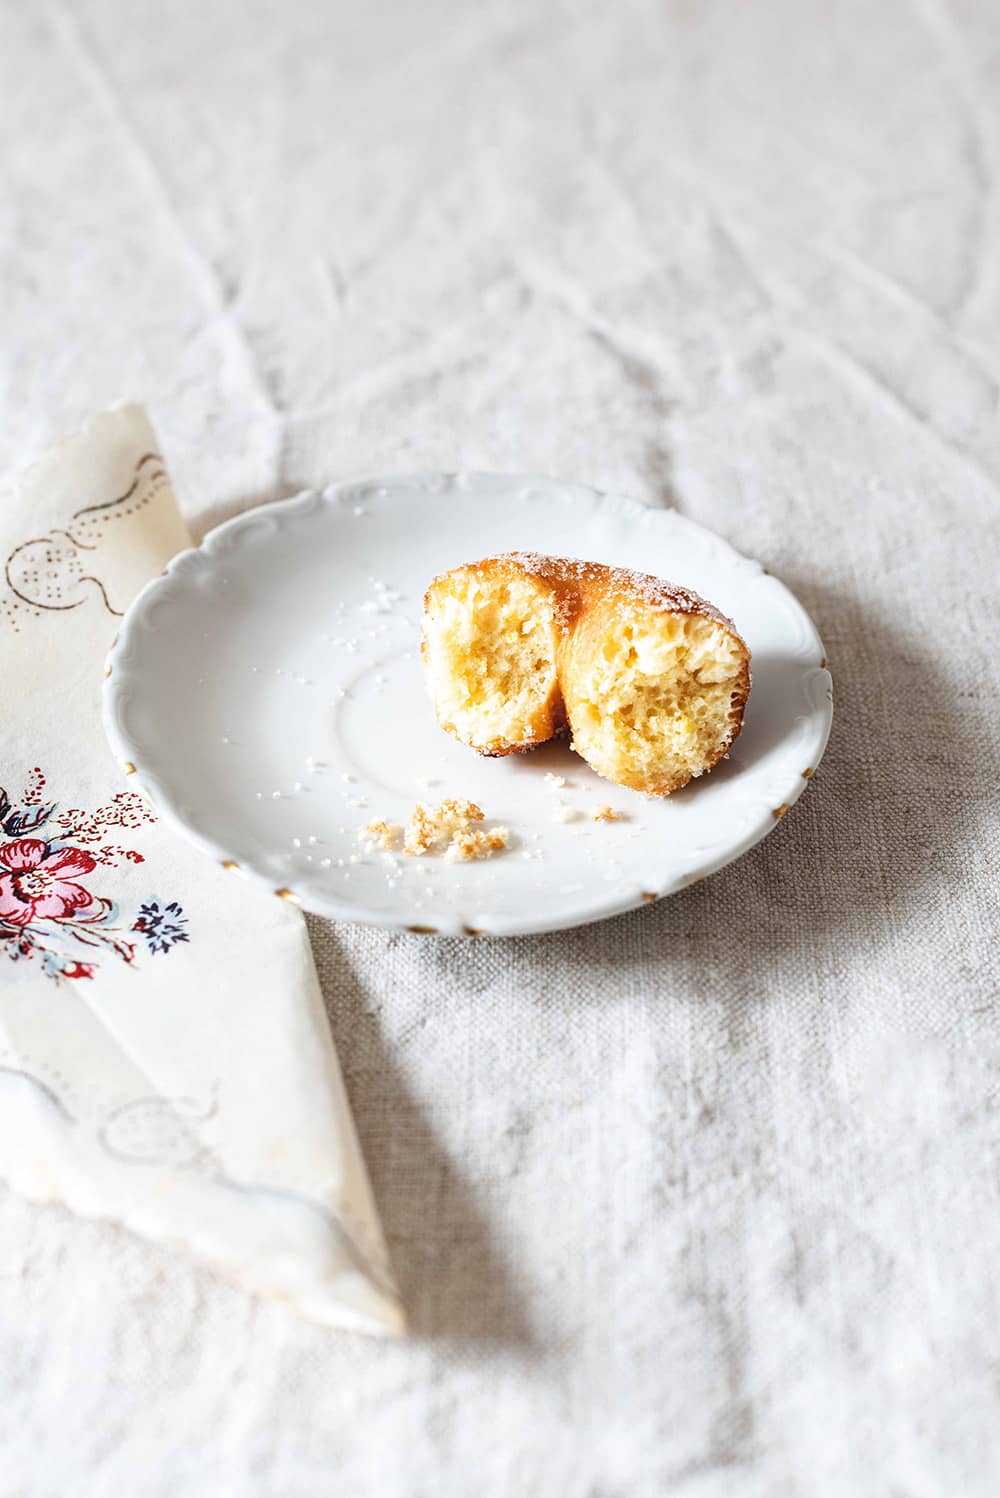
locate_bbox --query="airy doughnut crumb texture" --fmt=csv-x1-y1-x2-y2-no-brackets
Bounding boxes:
421,553,751,795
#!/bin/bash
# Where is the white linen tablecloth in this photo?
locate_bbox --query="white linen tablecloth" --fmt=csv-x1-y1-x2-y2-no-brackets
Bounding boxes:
1,1,997,1494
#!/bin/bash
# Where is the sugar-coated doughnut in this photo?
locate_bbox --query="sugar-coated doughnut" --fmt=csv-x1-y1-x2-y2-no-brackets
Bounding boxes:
421,553,751,795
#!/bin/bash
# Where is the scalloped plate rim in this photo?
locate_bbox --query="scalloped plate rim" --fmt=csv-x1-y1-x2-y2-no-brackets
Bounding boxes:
102,471,833,937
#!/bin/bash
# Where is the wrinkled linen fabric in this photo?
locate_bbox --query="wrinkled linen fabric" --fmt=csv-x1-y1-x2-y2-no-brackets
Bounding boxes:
0,0,998,1495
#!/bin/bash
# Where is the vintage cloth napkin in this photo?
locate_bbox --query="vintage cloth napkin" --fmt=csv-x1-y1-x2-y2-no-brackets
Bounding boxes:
0,406,402,1336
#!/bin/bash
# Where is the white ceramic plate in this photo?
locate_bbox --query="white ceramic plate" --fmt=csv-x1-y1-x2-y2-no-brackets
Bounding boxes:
103,474,832,937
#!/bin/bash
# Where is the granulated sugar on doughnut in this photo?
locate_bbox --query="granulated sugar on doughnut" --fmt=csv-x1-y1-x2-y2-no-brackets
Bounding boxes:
421,553,751,796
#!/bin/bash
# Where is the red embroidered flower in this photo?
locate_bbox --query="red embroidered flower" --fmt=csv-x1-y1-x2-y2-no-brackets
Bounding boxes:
61,960,97,980
0,838,99,928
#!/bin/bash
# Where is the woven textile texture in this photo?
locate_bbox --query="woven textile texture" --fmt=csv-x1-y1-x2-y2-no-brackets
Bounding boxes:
1,0,998,1494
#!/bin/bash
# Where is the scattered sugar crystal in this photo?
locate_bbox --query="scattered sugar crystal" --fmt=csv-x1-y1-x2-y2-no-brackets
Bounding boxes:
319,857,332,868
307,835,318,846
291,837,301,848
271,791,281,800
554,805,580,823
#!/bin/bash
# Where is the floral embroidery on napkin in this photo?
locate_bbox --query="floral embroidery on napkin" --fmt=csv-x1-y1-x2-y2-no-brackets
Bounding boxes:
132,899,190,956
0,767,187,982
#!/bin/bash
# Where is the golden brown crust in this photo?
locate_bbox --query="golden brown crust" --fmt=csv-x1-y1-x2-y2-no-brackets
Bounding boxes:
425,553,743,643
474,552,741,632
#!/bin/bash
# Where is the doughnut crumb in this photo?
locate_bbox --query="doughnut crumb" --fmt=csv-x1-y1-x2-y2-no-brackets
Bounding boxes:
362,818,403,851
445,827,510,862
361,799,509,861
592,803,623,822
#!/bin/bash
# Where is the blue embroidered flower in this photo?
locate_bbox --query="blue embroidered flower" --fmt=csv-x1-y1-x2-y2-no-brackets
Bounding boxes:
132,899,189,956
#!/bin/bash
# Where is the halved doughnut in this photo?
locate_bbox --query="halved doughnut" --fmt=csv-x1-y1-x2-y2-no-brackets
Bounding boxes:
421,553,750,795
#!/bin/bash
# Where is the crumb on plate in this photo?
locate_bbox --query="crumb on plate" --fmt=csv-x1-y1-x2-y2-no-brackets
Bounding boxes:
444,827,509,862
366,798,507,861
363,818,403,851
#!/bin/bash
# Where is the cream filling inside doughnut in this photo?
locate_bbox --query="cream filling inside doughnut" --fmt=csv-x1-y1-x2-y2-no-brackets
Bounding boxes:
422,572,560,751
564,612,747,794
